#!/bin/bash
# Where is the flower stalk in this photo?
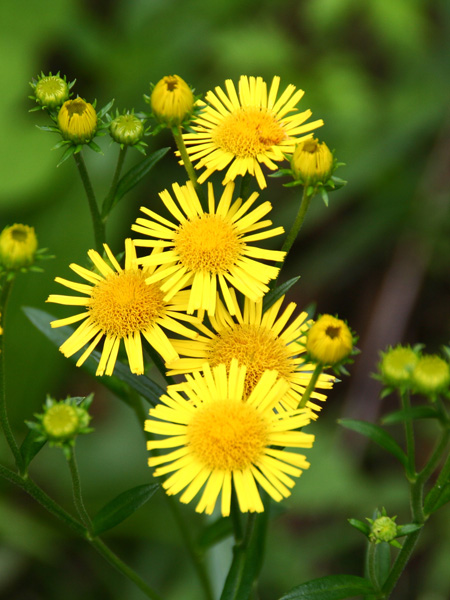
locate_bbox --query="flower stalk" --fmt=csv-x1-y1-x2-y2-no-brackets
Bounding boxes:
73,152,105,252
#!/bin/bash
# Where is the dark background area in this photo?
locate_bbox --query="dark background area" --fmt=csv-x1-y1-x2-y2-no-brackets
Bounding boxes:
1,0,450,598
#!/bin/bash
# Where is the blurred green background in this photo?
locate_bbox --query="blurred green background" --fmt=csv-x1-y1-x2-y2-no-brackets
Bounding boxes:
1,0,450,598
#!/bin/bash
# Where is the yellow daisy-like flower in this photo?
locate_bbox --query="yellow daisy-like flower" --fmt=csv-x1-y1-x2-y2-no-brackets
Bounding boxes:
167,292,334,415
182,75,324,189
132,180,285,316
146,361,314,516
46,239,200,376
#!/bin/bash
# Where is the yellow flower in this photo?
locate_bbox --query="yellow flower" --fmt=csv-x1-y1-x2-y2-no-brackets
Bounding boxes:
132,180,285,316
167,292,334,415
291,138,334,184
182,75,323,189
150,75,194,126
58,98,97,144
46,239,200,376
146,361,314,516
306,314,353,366
0,224,38,269
35,74,69,109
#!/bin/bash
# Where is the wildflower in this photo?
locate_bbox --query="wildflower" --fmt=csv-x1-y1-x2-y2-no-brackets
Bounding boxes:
182,75,323,189
369,515,398,544
306,314,353,366
291,137,334,184
379,345,419,388
0,224,38,270
58,98,97,144
167,292,334,414
27,395,93,458
132,180,285,316
46,239,200,376
411,355,450,397
33,73,70,109
110,111,145,146
150,75,194,126
146,361,314,516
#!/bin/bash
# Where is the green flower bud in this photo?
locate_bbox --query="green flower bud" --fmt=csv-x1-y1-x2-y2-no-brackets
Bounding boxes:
34,74,70,109
369,515,398,544
379,345,419,388
411,355,450,397
110,112,144,145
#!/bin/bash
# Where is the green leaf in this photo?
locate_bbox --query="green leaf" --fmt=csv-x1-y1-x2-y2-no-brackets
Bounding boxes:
92,483,159,535
425,483,450,514
278,575,375,600
110,147,169,211
220,505,269,600
198,517,232,551
382,405,440,425
371,542,391,589
23,307,165,407
20,429,47,469
263,277,300,311
338,419,408,467
348,518,370,537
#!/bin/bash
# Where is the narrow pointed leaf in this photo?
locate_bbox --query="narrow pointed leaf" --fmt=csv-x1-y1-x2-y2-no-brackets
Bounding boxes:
425,483,450,514
23,306,164,407
278,574,376,600
92,483,159,535
338,419,408,467
20,429,47,469
111,147,169,210
264,277,300,311
382,406,440,425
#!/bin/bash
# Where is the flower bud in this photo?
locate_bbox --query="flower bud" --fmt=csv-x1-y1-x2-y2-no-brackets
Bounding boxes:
379,346,418,388
110,112,144,145
150,75,194,126
0,224,38,270
411,355,450,396
43,403,81,441
369,515,398,544
34,74,70,109
58,98,97,144
306,314,353,365
291,138,334,184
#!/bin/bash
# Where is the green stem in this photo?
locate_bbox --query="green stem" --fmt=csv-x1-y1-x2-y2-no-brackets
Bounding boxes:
0,464,85,536
90,538,163,600
68,450,93,533
73,152,105,252
367,542,382,592
171,125,206,206
101,145,128,219
277,185,312,272
0,279,24,473
230,487,244,544
298,363,323,409
380,530,421,598
418,427,450,489
400,390,415,480
239,172,253,201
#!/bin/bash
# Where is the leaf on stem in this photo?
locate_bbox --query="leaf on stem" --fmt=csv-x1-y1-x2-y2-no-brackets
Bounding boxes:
92,483,159,535
278,574,376,600
338,419,408,468
263,277,300,311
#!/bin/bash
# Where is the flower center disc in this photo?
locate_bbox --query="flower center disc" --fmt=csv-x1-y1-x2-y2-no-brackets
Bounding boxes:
187,400,268,470
174,214,243,274
212,107,286,158
89,270,165,337
208,324,293,396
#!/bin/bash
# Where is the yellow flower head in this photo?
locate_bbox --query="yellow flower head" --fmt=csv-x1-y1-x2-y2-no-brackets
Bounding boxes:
291,137,334,184
35,74,69,109
132,180,285,316
146,360,314,516
182,75,323,189
306,314,353,366
0,224,38,269
110,112,144,146
167,292,334,415
58,98,97,144
150,75,194,126
379,346,419,388
411,355,450,396
46,239,200,376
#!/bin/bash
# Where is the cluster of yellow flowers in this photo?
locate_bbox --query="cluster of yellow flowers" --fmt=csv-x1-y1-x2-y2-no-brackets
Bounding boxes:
44,74,352,516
